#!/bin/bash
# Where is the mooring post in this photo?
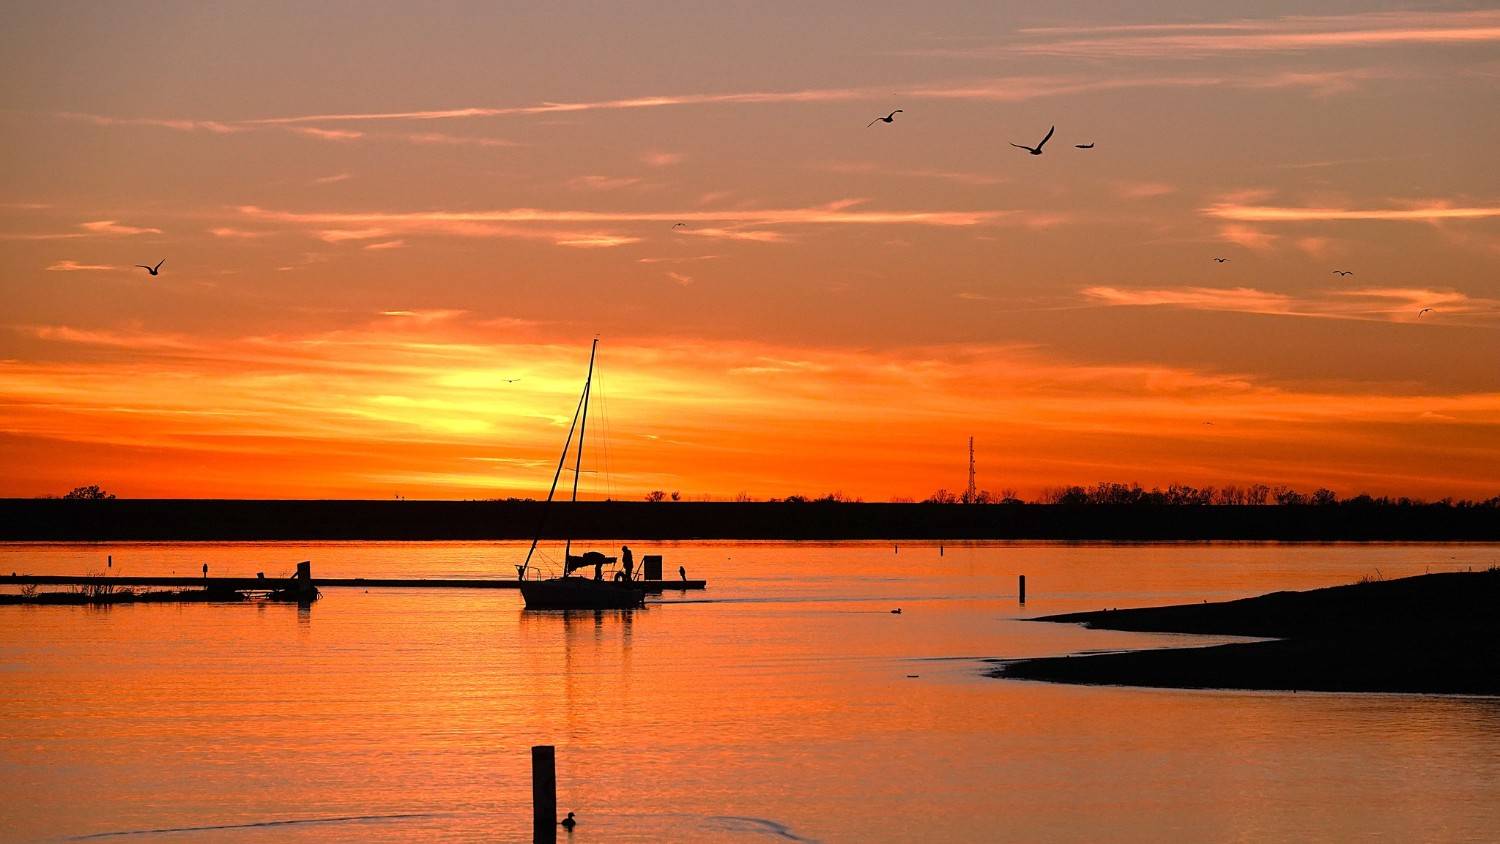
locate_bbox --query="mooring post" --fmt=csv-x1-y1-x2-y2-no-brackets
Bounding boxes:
295,561,315,601
532,745,557,843
1019,574,1027,605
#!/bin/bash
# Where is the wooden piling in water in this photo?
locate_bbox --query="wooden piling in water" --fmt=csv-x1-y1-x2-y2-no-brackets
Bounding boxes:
1019,574,1026,604
533,744,557,843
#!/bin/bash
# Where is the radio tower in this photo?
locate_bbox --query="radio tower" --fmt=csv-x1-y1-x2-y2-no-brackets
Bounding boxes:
966,436,977,504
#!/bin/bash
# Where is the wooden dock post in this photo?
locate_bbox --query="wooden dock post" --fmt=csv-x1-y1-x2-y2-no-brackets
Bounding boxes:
1019,574,1026,604
532,745,557,843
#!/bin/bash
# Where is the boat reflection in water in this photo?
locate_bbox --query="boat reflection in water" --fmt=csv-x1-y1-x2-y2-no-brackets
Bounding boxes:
516,338,648,611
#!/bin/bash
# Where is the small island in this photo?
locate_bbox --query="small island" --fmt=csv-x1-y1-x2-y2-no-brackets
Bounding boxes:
996,569,1500,695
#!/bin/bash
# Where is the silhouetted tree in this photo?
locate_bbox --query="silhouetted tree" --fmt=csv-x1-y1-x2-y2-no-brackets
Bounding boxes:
63,485,114,500
1310,488,1339,506
1245,484,1271,505
670,491,681,502
925,488,959,504
645,490,666,502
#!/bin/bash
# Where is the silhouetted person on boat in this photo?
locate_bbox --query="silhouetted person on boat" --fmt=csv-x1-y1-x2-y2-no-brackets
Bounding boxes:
621,545,634,581
679,565,687,581
202,563,208,579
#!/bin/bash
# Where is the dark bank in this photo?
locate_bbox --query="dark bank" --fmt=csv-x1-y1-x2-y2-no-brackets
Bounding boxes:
3,499,1499,542
996,569,1500,695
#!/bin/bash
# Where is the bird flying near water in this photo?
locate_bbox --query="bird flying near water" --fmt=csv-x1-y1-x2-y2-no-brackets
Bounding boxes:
1333,270,1354,276
1074,142,1094,149
135,259,164,276
867,109,903,127
1010,125,1054,155
1212,257,1229,263
1418,308,1434,318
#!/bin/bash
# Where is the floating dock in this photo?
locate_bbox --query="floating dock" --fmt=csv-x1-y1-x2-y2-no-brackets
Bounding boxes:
0,573,706,593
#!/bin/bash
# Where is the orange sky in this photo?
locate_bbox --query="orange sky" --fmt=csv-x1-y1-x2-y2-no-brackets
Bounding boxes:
2,3,1498,500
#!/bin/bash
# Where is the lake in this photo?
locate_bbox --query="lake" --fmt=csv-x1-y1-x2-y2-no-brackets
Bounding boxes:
2,541,1498,842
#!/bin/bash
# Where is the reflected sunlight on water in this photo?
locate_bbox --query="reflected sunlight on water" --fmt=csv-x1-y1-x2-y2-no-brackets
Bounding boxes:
2,542,1498,841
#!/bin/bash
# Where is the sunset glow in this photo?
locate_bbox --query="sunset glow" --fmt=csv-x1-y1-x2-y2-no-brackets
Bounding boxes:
2,3,1497,500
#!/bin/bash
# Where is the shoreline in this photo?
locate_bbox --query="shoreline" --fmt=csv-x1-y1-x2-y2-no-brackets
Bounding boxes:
994,570,1500,695
3,499,1497,542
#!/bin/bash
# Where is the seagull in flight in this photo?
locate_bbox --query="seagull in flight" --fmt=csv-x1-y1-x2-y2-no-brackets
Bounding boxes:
867,109,903,128
1418,308,1434,318
1074,142,1094,149
1010,125,1054,155
135,259,164,276
672,222,687,229
1212,257,1229,263
502,378,521,384
1333,270,1354,276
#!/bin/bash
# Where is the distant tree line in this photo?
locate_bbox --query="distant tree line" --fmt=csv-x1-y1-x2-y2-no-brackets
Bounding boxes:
1026,482,1500,509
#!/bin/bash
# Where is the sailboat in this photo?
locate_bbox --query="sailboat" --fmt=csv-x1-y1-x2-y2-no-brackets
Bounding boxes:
517,339,646,610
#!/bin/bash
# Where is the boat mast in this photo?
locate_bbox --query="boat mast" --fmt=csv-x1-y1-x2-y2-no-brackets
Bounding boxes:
518,344,591,580
564,337,599,562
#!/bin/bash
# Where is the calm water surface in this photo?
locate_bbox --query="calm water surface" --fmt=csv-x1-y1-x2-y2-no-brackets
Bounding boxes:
2,541,1498,842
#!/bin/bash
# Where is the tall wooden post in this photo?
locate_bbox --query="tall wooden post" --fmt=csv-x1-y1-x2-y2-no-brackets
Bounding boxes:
533,745,557,843
1019,574,1027,605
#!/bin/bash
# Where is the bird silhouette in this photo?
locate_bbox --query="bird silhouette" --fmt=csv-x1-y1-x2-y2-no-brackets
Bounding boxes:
1333,270,1354,276
1074,142,1094,149
1010,125,1054,155
891,608,902,614
502,378,521,384
867,109,903,127
560,812,576,831
1418,308,1434,318
1212,257,1229,263
135,259,164,276
672,222,687,229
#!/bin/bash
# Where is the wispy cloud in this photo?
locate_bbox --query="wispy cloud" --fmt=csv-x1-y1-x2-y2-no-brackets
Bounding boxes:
1083,285,1500,323
1014,10,1500,58
63,67,1386,137
637,255,721,264
312,172,353,185
363,239,407,251
677,227,788,243
291,127,364,141
236,201,1004,249
317,228,392,243
1206,202,1500,223
554,234,641,248
45,260,116,272
642,151,685,167
208,227,267,239
402,132,517,148
666,272,695,286
58,112,241,134
79,220,161,236
1217,223,1278,251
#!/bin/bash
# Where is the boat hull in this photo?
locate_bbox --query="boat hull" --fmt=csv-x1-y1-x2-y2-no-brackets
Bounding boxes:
519,577,646,610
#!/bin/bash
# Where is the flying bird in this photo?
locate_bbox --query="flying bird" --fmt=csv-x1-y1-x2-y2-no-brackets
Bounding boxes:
866,109,903,127
1333,270,1354,276
1074,143,1095,149
1418,308,1434,318
1212,257,1229,263
672,222,687,229
1010,125,1054,155
502,378,521,384
135,259,164,276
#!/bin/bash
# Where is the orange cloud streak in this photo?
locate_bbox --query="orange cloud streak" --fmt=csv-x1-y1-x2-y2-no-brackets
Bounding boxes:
2,319,1497,500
